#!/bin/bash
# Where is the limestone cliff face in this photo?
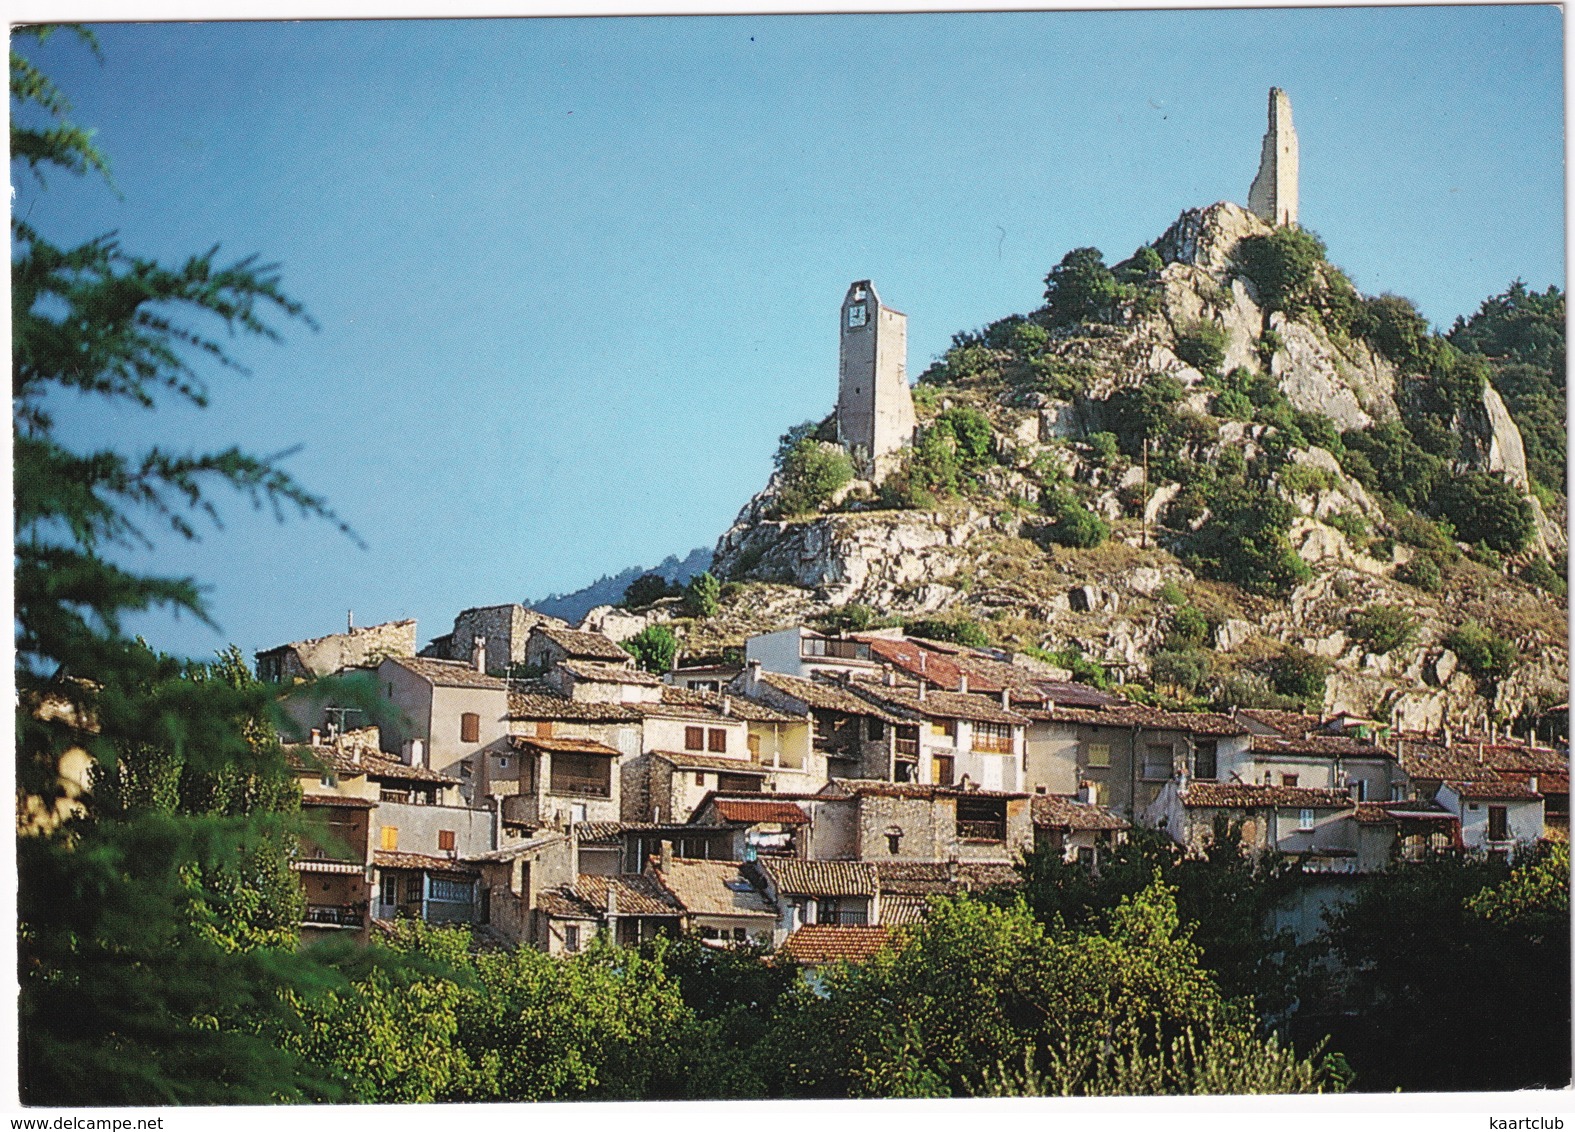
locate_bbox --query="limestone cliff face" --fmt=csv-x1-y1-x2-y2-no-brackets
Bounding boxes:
703,201,1565,725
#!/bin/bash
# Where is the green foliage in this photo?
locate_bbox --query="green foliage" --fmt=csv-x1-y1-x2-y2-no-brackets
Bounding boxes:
1087,430,1121,463
1113,243,1164,285
1277,463,1335,496
1267,648,1329,708
1338,420,1443,511
622,625,679,673
1395,552,1443,592
1323,509,1369,544
1174,319,1229,374
1519,554,1566,597
1184,481,1311,597
1155,580,1187,607
1211,389,1253,421
1441,620,1519,680
932,405,996,466
1236,227,1328,318
1386,507,1460,560
772,438,855,518
622,572,682,608
14,36,356,1105
1430,471,1535,555
1043,246,1132,326
1023,644,1110,690
1210,671,1304,712
681,571,721,619
1166,604,1209,649
816,602,880,634
1307,850,1570,1091
772,420,819,468
1040,489,1110,548
765,884,1334,1099
1357,293,1436,372
1449,280,1565,490
1347,605,1417,655
906,617,992,649
1105,374,1185,455
1150,648,1212,694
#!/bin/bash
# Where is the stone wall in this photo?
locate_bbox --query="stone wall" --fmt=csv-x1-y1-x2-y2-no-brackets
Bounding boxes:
438,605,567,674
260,619,417,681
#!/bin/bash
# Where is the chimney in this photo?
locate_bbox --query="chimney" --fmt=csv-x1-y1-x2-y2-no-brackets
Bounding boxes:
471,635,487,673
958,674,970,695
659,839,673,872
1530,774,1539,793
883,665,896,687
1000,688,1011,709
410,738,425,769
917,682,927,702
722,695,732,717
310,728,321,747
747,659,762,690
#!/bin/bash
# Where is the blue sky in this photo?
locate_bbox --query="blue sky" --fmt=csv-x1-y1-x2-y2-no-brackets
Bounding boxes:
14,7,1565,662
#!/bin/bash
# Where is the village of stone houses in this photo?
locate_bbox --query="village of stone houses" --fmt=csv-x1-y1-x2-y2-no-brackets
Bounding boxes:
24,82,1570,1103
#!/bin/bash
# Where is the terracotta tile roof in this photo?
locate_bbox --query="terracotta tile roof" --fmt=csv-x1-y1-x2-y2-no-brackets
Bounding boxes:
383,656,507,690
845,680,1030,726
1182,782,1353,809
756,858,878,898
300,793,377,809
284,744,367,778
753,671,901,722
359,751,463,785
572,821,627,846
560,660,664,686
1025,704,1249,737
778,924,894,965
650,858,777,919
1237,708,1325,737
651,751,769,774
1250,734,1388,759
1031,793,1130,832
507,688,641,722
873,860,1022,895
1444,779,1544,802
1500,770,1569,795
832,779,1027,801
711,799,810,825
858,637,1125,708
1353,800,1456,825
536,627,632,663
372,850,479,877
540,874,685,919
509,735,623,758
654,685,797,723
879,894,932,926
1394,736,1566,783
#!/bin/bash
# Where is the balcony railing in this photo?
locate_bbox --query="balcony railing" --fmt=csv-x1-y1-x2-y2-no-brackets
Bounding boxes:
303,904,365,928
956,820,1007,842
549,775,611,798
972,735,1013,754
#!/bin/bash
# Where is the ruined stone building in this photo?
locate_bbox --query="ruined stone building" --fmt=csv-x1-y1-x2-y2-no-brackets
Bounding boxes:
836,280,915,476
1248,87,1298,227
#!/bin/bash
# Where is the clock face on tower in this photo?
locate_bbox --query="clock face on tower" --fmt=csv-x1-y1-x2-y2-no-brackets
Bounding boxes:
847,303,868,329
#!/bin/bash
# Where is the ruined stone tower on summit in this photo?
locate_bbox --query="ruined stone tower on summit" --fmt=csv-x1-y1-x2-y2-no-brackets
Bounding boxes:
1248,87,1299,227
836,280,914,474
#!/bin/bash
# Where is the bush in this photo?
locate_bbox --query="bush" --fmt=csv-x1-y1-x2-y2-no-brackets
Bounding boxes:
1212,671,1304,712
816,603,879,634
906,617,991,649
1041,490,1110,549
682,571,721,619
1278,463,1335,496
1268,648,1329,707
1184,487,1311,598
1396,553,1443,592
1156,581,1187,607
932,406,995,466
1175,319,1230,374
1151,648,1212,693
1087,431,1120,463
1340,421,1444,510
623,625,678,673
1388,508,1461,560
1431,472,1535,555
1167,605,1210,650
1043,247,1131,326
624,573,681,608
773,439,855,518
1443,621,1519,680
1237,227,1328,317
1519,555,1567,597
1348,605,1417,655
1212,389,1253,421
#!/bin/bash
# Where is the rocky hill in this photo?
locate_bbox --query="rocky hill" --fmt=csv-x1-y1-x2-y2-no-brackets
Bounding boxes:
655,203,1567,731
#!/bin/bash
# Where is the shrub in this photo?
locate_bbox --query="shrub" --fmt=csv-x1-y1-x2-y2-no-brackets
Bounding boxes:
1212,671,1303,712
1167,605,1210,650
623,625,678,673
773,439,854,518
1519,555,1567,597
1324,510,1370,544
1184,487,1311,597
1155,581,1187,607
933,406,995,466
1279,463,1335,496
623,573,681,608
906,617,992,649
1257,330,1284,368
1268,648,1329,707
816,603,879,633
1151,648,1212,693
1175,319,1230,374
1443,620,1519,680
1043,247,1131,326
1431,472,1535,555
682,571,721,619
1340,421,1444,510
1395,553,1443,592
1087,431,1121,463
1041,490,1110,549
1212,389,1253,421
1348,605,1417,655
773,420,820,468
1113,244,1164,284
1237,227,1328,317
1292,411,1343,454
1359,293,1437,373
1388,508,1461,560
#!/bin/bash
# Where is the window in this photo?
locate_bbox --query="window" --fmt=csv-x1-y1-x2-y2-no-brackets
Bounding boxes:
1141,744,1173,780
973,721,1013,754
1298,809,1315,832
460,712,480,743
929,719,957,741
732,927,748,942
867,717,885,741
1281,774,1299,788
551,752,612,797
319,771,336,788
685,726,705,751
694,772,707,786
708,727,727,753
886,831,902,854
1391,784,1407,802
380,874,397,906
429,877,471,903
933,754,955,787
380,826,399,851
1487,805,1509,842
819,897,869,925
1193,741,1217,781
438,829,456,852
717,773,762,793
1351,779,1366,801
956,796,1008,842
405,876,422,902
564,925,581,953
1086,743,1111,769
894,726,920,759
1076,846,1095,867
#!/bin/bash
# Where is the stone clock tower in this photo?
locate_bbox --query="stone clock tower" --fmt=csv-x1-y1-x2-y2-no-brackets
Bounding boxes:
836,280,915,475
